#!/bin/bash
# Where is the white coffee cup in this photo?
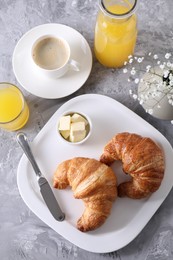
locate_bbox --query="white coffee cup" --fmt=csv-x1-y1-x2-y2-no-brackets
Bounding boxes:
31,35,80,79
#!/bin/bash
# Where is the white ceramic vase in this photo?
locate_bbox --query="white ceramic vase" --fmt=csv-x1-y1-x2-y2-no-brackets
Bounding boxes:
138,66,173,120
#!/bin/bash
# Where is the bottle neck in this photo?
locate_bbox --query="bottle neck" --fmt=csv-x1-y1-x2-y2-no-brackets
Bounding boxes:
99,0,138,20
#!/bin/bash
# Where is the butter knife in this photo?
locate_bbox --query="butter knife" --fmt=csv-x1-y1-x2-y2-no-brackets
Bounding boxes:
16,132,65,222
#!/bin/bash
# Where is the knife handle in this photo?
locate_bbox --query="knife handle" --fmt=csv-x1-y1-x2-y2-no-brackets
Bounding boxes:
16,132,42,178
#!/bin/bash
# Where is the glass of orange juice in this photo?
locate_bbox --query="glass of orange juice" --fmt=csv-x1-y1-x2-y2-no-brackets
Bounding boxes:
94,0,138,68
0,83,29,131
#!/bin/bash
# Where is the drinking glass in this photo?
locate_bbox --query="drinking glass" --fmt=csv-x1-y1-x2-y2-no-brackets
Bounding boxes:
0,83,29,131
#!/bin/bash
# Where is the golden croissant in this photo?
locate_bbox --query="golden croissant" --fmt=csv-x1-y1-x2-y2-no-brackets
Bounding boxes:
100,132,164,199
53,157,117,232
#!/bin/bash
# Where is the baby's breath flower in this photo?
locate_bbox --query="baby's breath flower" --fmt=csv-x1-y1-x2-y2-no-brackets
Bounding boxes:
132,94,138,100
165,53,171,59
137,58,143,63
167,61,172,68
131,69,136,75
160,64,165,70
124,51,173,120
163,70,169,78
146,65,151,72
135,78,139,84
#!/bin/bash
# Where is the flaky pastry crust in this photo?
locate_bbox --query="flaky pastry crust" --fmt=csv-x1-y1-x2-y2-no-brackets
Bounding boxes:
53,157,117,232
100,132,165,199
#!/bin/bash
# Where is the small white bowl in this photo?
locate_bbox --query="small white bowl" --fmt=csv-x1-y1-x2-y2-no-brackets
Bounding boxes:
57,111,92,145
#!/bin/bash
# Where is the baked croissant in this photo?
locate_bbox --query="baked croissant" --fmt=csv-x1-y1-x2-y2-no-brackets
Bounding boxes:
100,132,164,199
53,157,117,232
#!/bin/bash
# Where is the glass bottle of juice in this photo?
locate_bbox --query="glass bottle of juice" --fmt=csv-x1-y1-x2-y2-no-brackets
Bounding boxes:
94,0,138,68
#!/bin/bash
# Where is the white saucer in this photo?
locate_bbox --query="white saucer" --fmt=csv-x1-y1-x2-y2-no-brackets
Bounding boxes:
12,23,93,99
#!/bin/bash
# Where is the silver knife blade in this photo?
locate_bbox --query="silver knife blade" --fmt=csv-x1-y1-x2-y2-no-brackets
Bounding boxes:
16,132,65,222
38,176,65,221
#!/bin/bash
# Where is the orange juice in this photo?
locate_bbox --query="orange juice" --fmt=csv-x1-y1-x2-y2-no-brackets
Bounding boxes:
0,83,29,131
94,1,137,68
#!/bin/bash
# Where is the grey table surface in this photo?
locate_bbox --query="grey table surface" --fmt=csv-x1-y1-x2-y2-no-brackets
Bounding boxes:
1,0,173,259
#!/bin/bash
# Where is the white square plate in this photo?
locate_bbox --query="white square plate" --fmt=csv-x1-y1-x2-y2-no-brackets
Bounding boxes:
17,94,173,253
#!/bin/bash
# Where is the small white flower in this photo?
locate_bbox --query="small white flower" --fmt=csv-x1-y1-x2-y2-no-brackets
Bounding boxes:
148,52,152,56
146,65,151,72
171,120,173,124
163,70,169,78
124,61,128,65
129,58,133,64
128,55,132,59
135,78,139,84
123,68,128,73
131,69,136,75
160,64,165,70
137,58,143,63
127,78,131,82
129,89,133,95
132,94,138,100
167,61,172,67
153,54,158,59
165,53,171,59
157,60,161,65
